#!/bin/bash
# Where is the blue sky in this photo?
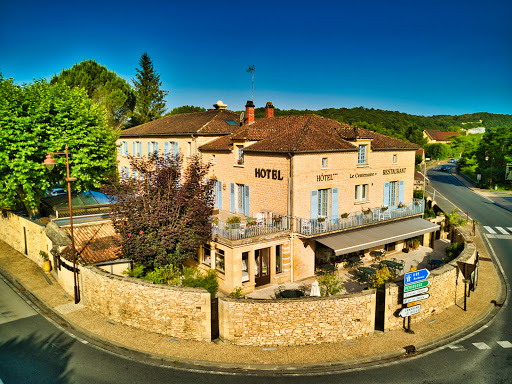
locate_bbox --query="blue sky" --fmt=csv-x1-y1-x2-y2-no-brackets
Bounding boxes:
1,0,511,116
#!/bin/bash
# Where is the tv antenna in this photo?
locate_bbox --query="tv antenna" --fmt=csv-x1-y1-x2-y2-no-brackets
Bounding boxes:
246,65,255,101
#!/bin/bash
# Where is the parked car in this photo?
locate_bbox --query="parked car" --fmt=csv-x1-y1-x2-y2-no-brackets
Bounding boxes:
449,158,456,163
47,187,67,197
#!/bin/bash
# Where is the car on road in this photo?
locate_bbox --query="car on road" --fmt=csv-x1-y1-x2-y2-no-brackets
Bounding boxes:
440,165,450,172
449,158,456,163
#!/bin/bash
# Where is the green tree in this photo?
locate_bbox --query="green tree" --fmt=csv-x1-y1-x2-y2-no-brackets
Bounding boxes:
102,153,214,270
51,60,136,130
167,105,206,115
424,143,452,160
130,53,168,127
0,77,118,216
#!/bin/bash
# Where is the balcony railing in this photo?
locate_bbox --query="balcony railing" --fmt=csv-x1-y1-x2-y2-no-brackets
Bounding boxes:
295,199,425,236
211,199,425,240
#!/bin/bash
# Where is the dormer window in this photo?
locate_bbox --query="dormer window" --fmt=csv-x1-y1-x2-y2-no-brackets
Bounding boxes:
358,145,367,165
236,145,244,165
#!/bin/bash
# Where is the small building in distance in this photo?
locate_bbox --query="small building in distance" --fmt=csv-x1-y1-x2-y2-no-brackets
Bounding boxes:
423,129,461,144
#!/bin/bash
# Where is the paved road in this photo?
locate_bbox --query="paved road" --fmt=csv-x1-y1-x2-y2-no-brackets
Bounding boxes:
1,167,510,383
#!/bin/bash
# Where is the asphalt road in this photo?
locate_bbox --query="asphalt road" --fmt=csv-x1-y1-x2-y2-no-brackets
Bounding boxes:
0,166,510,383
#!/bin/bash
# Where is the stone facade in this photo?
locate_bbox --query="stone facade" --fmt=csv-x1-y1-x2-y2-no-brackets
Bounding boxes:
81,266,212,341
219,290,376,346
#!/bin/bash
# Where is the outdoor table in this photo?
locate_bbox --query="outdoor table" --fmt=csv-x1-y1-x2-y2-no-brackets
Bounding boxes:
370,250,385,261
380,260,403,274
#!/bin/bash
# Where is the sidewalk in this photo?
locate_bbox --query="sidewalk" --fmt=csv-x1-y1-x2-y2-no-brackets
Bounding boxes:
0,226,503,371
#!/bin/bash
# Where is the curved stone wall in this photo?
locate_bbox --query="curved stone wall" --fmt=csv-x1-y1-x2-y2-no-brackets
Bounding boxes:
219,289,376,346
81,266,212,341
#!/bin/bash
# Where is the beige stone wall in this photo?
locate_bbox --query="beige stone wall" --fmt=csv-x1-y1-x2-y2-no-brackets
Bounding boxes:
0,212,47,267
81,266,212,341
219,290,376,346
384,227,476,331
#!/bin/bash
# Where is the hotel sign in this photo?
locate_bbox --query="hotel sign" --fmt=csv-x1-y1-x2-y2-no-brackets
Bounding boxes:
350,172,377,178
383,168,406,175
316,173,338,182
255,168,284,180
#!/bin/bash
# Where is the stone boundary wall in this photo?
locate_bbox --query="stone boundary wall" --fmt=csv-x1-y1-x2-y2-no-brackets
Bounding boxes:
384,226,476,330
81,266,212,341
0,212,47,267
219,289,376,346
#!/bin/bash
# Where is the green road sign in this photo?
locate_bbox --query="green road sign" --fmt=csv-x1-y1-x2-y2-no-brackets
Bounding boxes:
404,280,429,292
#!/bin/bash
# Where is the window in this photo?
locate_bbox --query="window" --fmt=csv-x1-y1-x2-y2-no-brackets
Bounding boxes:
389,181,397,206
358,145,367,165
355,184,368,202
318,189,329,217
236,145,244,165
322,157,328,168
242,252,249,282
187,142,192,156
202,244,211,266
123,141,128,156
393,154,397,163
231,183,249,215
212,155,216,164
237,184,244,212
215,248,225,273
275,245,282,274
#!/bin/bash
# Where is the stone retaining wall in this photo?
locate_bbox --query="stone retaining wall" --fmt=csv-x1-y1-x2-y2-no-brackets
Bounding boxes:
384,226,476,330
81,266,212,341
219,289,376,346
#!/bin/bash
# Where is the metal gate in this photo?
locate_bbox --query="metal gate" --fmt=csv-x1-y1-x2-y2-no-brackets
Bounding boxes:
211,298,219,340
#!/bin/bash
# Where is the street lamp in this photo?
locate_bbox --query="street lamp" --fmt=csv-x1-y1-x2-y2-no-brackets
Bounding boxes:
485,151,494,190
43,144,80,304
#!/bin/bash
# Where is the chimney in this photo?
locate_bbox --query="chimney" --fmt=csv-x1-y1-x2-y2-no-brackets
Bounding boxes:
245,100,255,124
265,101,274,118
213,100,227,110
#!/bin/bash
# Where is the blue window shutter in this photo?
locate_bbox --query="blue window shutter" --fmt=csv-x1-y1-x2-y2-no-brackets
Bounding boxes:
119,143,122,156
138,142,142,155
310,190,318,220
398,180,405,205
155,142,159,156
244,185,250,216
229,183,235,213
164,142,169,155
383,182,390,206
147,142,151,155
331,188,338,220
218,181,223,209
174,142,179,155
124,142,128,156
132,142,135,156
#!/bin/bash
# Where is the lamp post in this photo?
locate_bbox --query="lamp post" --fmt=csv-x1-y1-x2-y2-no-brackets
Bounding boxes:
43,144,80,304
485,151,494,190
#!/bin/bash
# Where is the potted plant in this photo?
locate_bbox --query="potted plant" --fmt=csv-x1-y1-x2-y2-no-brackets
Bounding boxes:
273,215,283,224
341,212,349,219
317,216,326,223
40,250,51,272
397,202,405,209
380,206,388,212
362,208,372,215
237,158,244,165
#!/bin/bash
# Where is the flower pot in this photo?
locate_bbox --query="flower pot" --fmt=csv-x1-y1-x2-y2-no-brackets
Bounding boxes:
43,260,52,272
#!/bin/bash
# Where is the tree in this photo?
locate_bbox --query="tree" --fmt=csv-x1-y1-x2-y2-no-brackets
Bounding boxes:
167,105,206,116
0,77,118,216
130,53,168,127
102,153,214,270
51,60,136,130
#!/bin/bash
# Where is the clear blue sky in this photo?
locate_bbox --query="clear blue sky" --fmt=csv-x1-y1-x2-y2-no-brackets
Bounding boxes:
1,0,511,116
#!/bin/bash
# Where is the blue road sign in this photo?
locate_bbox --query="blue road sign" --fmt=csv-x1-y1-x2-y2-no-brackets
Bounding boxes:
404,268,430,285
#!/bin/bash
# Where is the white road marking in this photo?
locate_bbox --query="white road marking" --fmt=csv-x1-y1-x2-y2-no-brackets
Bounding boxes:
507,227,512,233
496,227,508,234
484,226,496,234
497,341,512,348
473,342,491,350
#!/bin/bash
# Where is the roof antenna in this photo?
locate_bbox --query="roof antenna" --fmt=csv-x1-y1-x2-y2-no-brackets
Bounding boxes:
246,65,255,101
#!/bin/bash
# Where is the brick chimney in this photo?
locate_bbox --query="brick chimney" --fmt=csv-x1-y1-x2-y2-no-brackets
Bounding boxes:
265,101,274,118
245,100,255,124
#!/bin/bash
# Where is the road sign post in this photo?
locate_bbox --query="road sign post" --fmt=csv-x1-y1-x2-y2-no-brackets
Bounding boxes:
401,268,431,334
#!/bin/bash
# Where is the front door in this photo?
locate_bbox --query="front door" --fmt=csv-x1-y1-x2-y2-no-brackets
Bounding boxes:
255,248,270,286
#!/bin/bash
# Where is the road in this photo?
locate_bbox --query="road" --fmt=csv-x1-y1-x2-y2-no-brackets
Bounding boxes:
0,166,510,383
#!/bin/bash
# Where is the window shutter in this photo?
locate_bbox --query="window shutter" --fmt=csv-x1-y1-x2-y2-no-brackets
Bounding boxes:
229,183,235,213
119,143,122,156
164,142,169,155
398,180,405,205
331,188,338,221
155,142,159,155
383,182,390,206
244,185,250,216
138,142,142,156
132,142,135,156
124,142,128,156
310,190,318,220
173,142,178,155
147,142,151,155
217,181,223,210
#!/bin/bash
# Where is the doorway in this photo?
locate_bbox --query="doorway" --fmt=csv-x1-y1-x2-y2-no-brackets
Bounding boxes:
255,248,270,286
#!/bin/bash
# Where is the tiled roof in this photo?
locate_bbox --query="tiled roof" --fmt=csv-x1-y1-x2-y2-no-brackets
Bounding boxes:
200,114,419,153
61,222,121,264
120,109,241,137
424,130,461,142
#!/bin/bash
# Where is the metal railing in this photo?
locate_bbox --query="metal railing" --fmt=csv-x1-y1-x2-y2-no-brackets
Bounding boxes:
211,216,291,241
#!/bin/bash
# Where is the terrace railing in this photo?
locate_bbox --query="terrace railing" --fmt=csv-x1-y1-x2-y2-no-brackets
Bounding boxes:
211,216,291,241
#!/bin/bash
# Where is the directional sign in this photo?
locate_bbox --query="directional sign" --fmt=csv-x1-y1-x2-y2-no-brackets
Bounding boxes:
399,304,420,317
403,287,429,298
404,268,430,285
403,294,430,304
404,280,430,292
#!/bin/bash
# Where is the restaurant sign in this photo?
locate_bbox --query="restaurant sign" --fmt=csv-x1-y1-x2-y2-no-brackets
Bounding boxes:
383,168,406,175
350,172,377,178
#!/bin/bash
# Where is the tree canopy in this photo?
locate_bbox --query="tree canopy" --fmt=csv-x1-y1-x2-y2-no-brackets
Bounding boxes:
102,153,214,270
167,105,206,115
51,59,135,130
0,77,119,216
129,53,168,127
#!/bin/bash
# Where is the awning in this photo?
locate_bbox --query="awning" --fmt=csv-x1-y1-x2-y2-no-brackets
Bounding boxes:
316,218,440,256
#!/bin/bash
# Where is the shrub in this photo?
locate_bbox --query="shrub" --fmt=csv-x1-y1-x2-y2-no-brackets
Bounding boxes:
39,250,49,261
318,272,345,296
445,242,464,262
229,286,245,298
371,267,395,289
124,263,145,278
226,216,241,225
181,267,219,298
143,264,181,285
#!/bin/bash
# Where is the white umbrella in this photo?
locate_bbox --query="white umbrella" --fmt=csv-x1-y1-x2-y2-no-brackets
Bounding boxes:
310,280,321,297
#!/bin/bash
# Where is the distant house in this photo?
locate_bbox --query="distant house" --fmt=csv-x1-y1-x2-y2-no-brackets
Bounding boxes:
465,127,485,135
423,130,461,144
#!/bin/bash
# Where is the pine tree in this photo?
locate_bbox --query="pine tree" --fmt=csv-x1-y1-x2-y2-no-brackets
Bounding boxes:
131,53,168,126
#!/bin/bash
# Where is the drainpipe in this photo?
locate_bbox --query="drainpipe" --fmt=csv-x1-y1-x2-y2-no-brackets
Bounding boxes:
288,152,294,282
